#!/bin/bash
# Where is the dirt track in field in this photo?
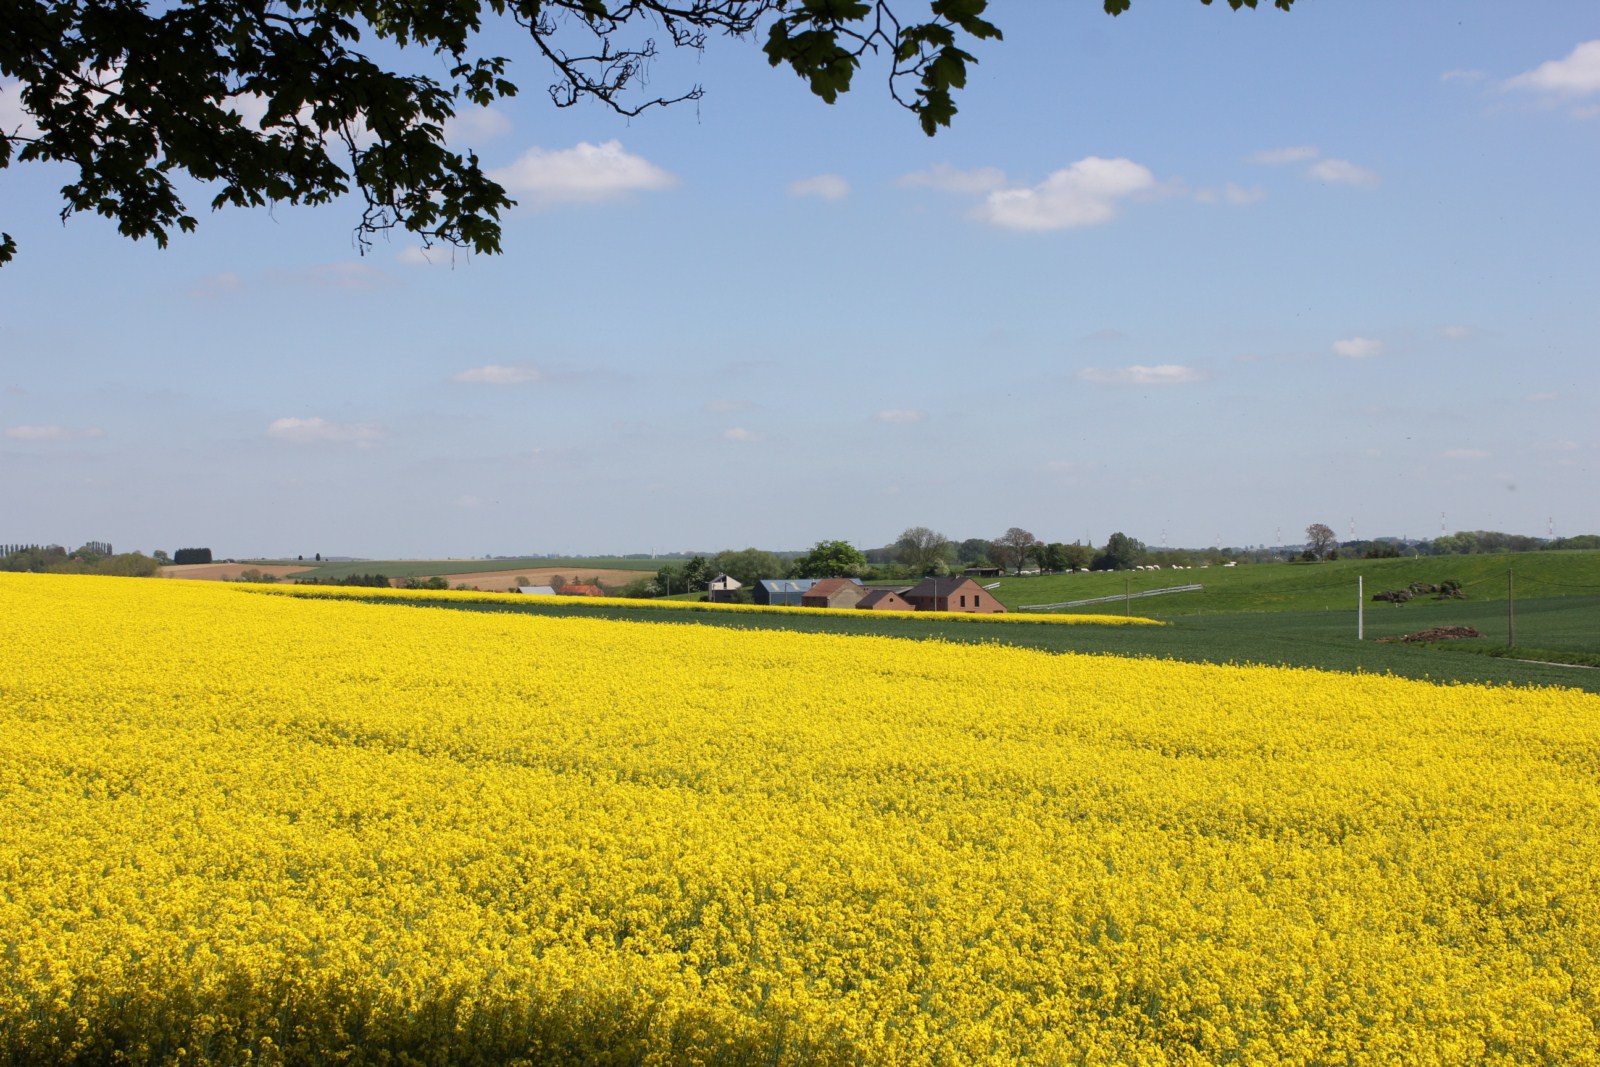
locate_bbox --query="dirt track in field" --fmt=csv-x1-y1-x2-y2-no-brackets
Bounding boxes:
393,568,648,592
160,563,313,581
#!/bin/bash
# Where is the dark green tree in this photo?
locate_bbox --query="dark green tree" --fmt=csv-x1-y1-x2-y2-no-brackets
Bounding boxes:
680,555,712,591
1091,532,1143,571
653,563,683,595
791,540,867,579
0,0,1294,265
1304,523,1337,560
711,548,782,589
1061,542,1093,572
992,527,1038,576
895,526,952,576
955,538,994,566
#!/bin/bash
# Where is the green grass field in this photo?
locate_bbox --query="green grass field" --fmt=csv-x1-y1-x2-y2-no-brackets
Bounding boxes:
973,550,1600,616
365,589,1600,694
265,550,1600,692
262,557,665,580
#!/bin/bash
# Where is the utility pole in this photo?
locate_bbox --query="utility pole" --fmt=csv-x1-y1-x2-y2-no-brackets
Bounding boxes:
1358,575,1364,641
1124,576,1130,616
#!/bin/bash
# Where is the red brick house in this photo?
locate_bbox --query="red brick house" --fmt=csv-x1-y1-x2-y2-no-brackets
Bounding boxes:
558,583,605,597
856,588,914,612
901,577,1004,613
800,577,866,609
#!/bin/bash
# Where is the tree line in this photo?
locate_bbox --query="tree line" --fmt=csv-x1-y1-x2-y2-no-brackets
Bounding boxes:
0,543,161,577
619,529,1176,601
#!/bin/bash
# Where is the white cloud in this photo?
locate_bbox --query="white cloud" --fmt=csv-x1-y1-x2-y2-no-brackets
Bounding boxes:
1076,364,1207,386
1443,448,1490,460
1194,182,1266,206
897,163,1008,193
1439,324,1473,340
976,157,1157,232
5,424,105,441
396,247,432,265
1247,145,1320,165
0,79,42,139
489,140,676,205
1332,337,1385,359
225,92,271,131
443,106,512,146
225,92,380,150
873,408,927,424
1306,158,1379,186
294,262,393,291
722,427,762,443
788,174,850,201
187,271,245,298
1506,40,1600,97
266,417,383,445
451,364,542,385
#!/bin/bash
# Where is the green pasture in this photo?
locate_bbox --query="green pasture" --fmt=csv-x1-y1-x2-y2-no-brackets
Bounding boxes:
979,550,1600,616
267,557,664,581
351,589,1600,694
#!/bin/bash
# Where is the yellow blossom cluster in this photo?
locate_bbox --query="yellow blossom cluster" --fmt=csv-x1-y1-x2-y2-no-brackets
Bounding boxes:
3,572,1599,1066
241,581,1167,626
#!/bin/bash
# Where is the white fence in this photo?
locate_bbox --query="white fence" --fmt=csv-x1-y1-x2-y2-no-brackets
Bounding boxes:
1018,584,1204,611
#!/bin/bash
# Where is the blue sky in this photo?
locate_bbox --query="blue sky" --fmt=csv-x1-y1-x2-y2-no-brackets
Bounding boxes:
2,2,1597,558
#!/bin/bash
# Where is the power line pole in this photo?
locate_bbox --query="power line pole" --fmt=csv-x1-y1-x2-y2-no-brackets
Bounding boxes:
1358,575,1364,641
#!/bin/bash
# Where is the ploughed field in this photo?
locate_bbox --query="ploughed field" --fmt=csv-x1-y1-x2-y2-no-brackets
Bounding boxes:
4,573,1600,1065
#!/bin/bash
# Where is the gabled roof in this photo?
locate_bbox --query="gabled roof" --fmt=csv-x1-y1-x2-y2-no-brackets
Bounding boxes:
758,578,816,594
857,588,912,609
518,585,557,596
903,576,981,600
559,584,605,596
708,572,742,589
806,577,862,597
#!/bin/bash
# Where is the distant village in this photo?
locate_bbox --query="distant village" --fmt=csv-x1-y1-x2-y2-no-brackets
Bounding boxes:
518,574,1007,614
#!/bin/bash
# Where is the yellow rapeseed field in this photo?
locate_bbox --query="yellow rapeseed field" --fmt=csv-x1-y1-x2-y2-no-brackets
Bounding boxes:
2,571,1598,1066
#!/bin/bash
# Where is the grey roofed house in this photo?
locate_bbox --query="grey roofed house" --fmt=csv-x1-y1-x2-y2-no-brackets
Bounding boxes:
518,585,557,596
754,578,815,607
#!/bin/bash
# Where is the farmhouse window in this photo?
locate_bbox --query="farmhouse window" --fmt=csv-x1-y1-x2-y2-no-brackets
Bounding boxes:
960,595,967,607
975,595,981,607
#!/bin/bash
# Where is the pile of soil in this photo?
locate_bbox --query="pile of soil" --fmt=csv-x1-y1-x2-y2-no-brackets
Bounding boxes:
1376,625,1482,644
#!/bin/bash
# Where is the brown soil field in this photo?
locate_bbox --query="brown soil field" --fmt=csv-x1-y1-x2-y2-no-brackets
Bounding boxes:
160,563,313,581
397,568,647,592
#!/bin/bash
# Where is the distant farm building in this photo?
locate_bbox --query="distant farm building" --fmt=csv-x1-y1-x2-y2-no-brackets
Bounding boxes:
902,577,1004,614
754,578,815,607
856,588,913,612
559,584,605,597
963,566,1002,578
800,577,867,609
517,585,557,596
707,573,743,603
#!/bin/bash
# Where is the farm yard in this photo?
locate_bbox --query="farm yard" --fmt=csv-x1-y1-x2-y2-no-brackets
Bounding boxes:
4,572,1600,1065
